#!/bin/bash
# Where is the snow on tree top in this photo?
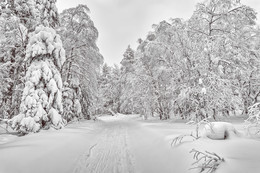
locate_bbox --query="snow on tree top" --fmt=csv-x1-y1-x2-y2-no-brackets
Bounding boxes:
25,25,65,69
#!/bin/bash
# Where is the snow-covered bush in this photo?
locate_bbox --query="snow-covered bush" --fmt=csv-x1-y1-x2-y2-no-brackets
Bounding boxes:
9,25,66,133
245,102,260,135
203,122,240,140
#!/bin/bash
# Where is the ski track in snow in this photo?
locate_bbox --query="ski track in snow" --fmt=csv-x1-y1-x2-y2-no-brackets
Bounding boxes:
73,122,135,173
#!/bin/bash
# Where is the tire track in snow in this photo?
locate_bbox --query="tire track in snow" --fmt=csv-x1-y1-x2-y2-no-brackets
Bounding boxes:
73,122,135,173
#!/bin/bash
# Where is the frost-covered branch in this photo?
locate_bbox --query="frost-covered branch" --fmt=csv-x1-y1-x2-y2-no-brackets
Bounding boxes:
190,149,225,173
171,133,198,147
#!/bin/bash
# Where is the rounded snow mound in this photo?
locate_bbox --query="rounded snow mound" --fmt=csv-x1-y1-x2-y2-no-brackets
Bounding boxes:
203,122,240,140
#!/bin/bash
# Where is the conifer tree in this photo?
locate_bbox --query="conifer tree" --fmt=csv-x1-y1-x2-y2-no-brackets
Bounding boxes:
10,25,66,133
9,0,65,133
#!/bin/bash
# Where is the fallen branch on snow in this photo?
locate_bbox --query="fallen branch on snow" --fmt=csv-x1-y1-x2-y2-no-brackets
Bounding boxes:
189,149,225,173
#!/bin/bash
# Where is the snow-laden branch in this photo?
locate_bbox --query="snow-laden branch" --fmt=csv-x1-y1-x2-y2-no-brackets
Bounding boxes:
190,149,225,173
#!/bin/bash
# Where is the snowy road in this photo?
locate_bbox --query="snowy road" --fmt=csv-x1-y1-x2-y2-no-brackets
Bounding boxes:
1,115,260,173
73,120,135,173
72,115,179,173
0,115,179,173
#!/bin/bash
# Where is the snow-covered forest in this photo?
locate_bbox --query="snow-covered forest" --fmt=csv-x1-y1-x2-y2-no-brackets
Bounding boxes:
98,0,260,122
1,0,260,173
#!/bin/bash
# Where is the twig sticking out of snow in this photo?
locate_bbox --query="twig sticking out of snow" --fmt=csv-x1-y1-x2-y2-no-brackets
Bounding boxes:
171,118,210,147
171,133,198,147
189,149,225,173
187,117,210,139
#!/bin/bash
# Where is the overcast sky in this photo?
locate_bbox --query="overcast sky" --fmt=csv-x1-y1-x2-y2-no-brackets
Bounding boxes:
56,0,260,66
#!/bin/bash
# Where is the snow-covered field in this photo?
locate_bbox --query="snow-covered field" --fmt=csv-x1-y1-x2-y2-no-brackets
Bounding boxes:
0,114,260,173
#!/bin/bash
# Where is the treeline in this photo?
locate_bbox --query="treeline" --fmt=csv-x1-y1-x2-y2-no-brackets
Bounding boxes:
1,0,260,133
0,0,103,133
98,0,260,120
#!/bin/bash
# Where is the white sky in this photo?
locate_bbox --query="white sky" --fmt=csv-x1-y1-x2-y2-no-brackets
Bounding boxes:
56,0,260,66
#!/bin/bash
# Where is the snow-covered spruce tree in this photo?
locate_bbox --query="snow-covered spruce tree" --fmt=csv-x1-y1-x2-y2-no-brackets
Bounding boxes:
9,25,66,133
119,46,136,114
0,0,60,122
121,45,135,72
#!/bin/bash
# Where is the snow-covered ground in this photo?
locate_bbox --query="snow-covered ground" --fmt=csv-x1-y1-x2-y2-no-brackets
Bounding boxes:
0,114,260,173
